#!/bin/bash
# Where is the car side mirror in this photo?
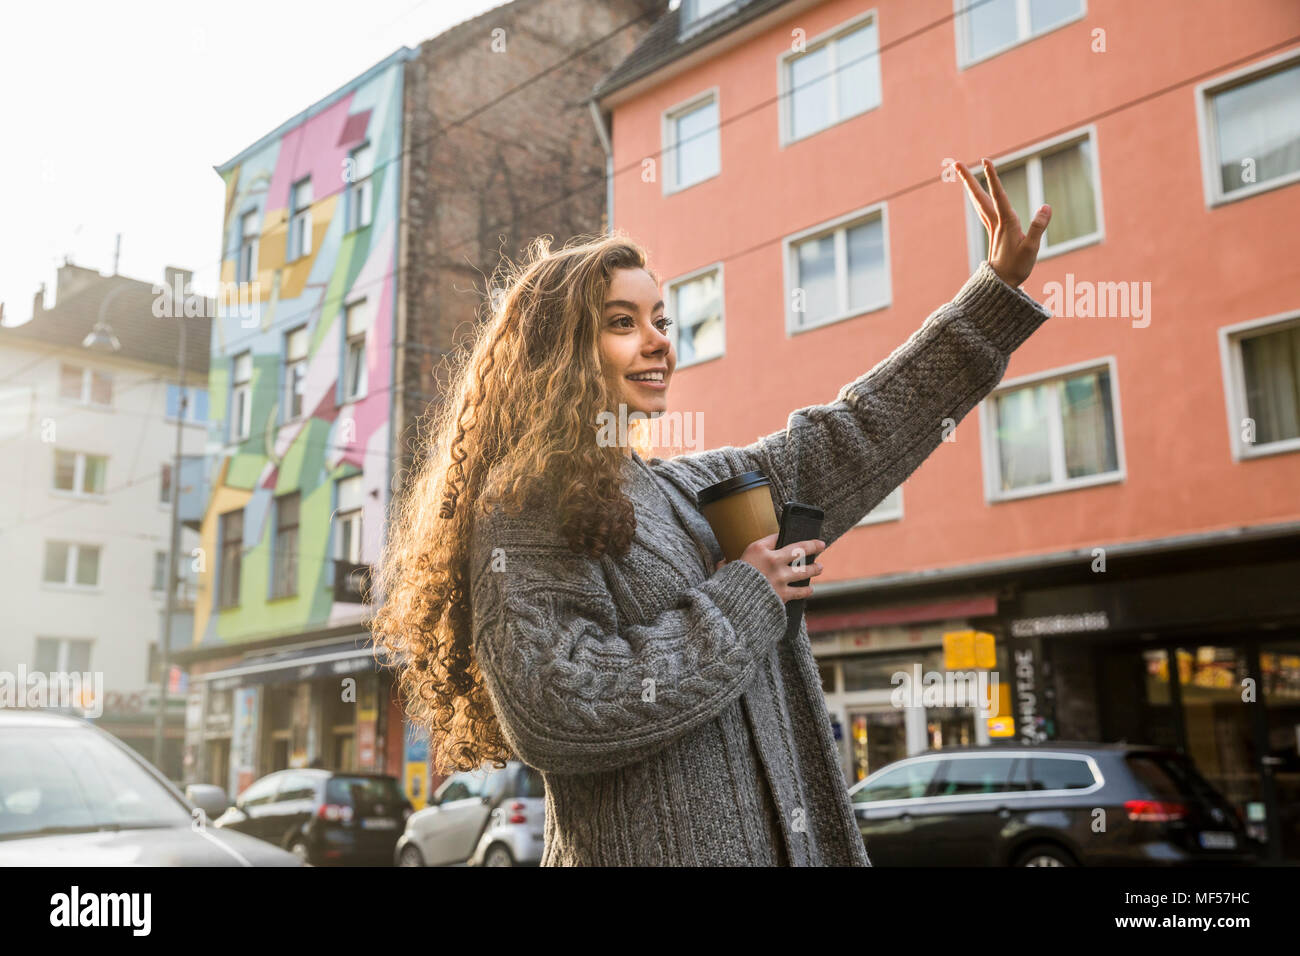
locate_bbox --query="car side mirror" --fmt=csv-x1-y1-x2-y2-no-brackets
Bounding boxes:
186,784,231,821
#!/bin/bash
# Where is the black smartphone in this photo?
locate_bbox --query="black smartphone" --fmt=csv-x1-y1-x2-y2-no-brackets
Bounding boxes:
775,502,824,640
775,501,825,588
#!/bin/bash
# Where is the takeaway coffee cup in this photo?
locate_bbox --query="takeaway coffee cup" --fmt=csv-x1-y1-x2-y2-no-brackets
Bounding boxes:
697,471,780,563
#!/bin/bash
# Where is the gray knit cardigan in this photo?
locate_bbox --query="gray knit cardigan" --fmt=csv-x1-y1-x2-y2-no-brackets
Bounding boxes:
468,262,1053,866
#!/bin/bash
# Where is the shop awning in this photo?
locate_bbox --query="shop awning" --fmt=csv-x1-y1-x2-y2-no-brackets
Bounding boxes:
200,640,385,692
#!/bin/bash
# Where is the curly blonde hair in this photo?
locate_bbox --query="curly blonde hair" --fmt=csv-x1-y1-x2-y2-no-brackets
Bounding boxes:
369,232,660,775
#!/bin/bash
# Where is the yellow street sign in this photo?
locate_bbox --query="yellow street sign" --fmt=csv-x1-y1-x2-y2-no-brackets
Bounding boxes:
943,630,975,669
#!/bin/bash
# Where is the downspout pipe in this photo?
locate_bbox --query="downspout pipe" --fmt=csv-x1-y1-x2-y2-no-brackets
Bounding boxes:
588,98,614,236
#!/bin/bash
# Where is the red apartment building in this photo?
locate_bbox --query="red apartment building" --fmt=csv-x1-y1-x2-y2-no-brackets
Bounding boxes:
591,0,1300,860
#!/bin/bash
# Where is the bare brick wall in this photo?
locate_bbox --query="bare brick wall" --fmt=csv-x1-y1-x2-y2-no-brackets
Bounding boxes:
395,0,663,488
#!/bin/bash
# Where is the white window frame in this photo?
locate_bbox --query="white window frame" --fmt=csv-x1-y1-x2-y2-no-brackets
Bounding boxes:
964,125,1105,273
152,550,168,593
165,383,207,425
288,177,313,261
678,0,739,37
218,509,243,609
34,636,93,674
58,363,113,408
783,200,892,335
42,540,102,590
237,209,259,284
335,475,364,565
284,325,309,423
1218,308,1300,461
953,0,1087,70
854,485,903,526
978,355,1126,503
52,449,108,498
271,492,299,600
664,261,725,370
1195,45,1300,208
346,143,374,232
231,351,252,442
777,8,882,147
661,88,721,196
343,299,370,402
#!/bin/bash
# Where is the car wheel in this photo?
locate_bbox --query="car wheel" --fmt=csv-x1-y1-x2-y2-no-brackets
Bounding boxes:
484,844,515,867
398,845,425,867
289,839,313,866
1013,844,1075,867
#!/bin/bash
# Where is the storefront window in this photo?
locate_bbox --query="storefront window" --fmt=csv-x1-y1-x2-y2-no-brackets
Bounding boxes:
926,706,975,750
1261,642,1300,859
1098,645,1179,749
842,649,943,692
325,681,356,771
1178,645,1257,815
848,709,906,783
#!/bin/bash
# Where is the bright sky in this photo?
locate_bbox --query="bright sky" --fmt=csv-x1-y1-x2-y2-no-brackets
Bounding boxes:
0,0,512,324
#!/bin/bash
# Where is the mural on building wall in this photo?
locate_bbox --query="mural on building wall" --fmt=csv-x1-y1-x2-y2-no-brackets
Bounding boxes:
193,55,405,647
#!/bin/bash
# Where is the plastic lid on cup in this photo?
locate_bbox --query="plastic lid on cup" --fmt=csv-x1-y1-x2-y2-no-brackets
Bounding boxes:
696,470,770,508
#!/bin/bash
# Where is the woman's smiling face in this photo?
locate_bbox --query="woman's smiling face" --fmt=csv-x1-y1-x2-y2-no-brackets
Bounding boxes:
600,266,676,419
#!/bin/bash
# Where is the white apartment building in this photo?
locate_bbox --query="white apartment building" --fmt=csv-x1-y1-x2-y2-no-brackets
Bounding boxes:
0,261,210,778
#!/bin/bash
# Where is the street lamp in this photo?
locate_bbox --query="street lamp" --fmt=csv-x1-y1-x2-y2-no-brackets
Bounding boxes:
82,284,127,351
85,280,187,774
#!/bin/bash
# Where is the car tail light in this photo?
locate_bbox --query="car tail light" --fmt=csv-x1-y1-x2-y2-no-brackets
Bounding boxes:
507,800,526,825
318,803,354,823
1125,800,1187,822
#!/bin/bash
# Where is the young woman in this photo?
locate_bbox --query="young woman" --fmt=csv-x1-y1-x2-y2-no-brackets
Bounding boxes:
370,160,1053,866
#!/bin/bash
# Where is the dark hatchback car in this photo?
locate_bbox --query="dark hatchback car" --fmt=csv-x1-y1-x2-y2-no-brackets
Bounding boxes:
849,743,1261,866
214,769,412,865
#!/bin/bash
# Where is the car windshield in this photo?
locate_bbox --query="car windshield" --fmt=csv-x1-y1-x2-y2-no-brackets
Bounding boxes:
0,726,190,840
326,776,405,810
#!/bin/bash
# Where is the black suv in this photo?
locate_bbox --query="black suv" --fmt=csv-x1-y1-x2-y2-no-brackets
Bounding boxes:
848,743,1260,866
214,770,412,865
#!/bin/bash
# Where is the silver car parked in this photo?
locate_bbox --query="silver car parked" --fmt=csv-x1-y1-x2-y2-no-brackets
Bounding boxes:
0,710,300,866
396,761,544,866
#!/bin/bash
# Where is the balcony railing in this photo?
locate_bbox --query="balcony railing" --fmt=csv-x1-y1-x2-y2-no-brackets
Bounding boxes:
334,561,371,604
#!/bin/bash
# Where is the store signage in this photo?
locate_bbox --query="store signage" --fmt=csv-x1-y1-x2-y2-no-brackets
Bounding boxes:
942,630,997,669
987,716,1015,737
1014,647,1047,743
1010,611,1109,637
231,687,260,797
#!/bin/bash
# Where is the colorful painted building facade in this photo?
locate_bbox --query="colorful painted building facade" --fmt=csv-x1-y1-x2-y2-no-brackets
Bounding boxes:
183,49,413,796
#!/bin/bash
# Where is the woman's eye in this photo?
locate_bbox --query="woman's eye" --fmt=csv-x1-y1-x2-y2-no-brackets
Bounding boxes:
610,315,672,331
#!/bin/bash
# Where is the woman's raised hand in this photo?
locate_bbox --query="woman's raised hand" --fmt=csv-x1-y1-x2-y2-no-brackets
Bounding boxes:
716,533,826,604
955,158,1051,289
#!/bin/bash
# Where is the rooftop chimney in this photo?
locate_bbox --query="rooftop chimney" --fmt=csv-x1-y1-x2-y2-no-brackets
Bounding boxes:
55,260,102,304
163,266,193,296
33,283,46,320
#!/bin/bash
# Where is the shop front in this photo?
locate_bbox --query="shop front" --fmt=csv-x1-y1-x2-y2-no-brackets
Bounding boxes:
1009,551,1300,863
809,594,1007,786
195,637,391,797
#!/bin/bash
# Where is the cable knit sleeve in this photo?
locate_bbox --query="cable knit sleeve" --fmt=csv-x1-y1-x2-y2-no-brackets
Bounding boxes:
656,262,1053,548
468,500,788,775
